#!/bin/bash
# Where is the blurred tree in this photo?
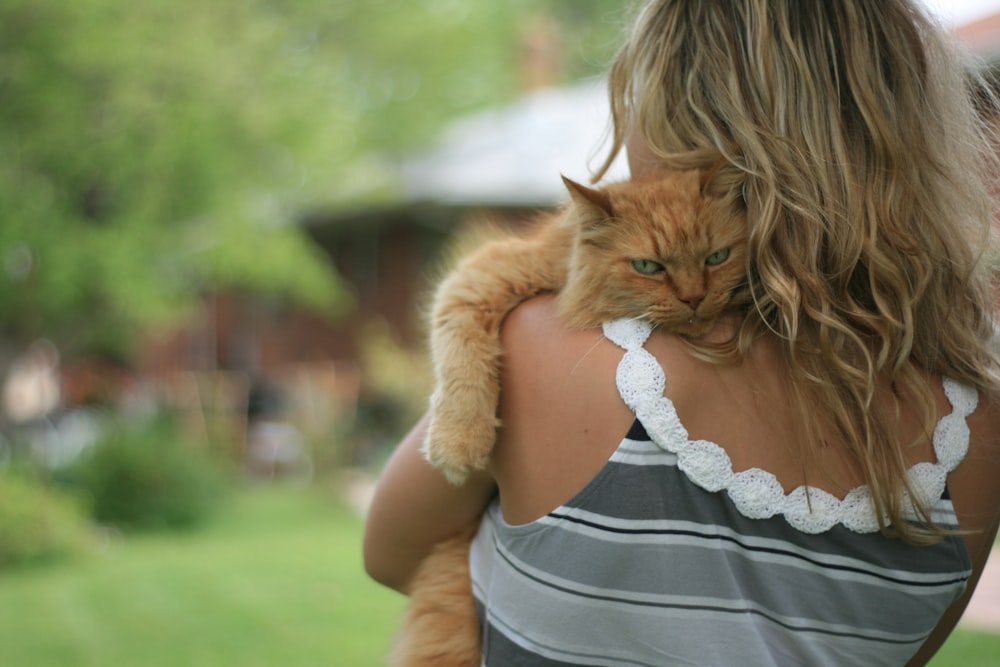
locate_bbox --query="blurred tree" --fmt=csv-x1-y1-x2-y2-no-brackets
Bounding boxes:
0,0,626,360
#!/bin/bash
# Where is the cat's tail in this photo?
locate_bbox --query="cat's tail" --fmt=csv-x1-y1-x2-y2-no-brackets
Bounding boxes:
389,527,480,667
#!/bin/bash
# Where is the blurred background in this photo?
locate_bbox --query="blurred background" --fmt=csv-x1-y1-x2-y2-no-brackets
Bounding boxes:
0,1,998,665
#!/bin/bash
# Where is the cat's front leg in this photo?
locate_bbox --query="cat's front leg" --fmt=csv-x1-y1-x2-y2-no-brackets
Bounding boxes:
422,303,504,485
421,223,568,484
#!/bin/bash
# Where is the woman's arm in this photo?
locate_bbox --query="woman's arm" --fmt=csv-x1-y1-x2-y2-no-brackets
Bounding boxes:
905,397,1000,666
362,412,497,594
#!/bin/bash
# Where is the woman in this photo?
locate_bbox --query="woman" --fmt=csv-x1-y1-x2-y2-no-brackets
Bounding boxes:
364,1,1000,665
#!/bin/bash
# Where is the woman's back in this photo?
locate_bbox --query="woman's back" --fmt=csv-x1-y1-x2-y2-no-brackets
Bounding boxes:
481,295,1000,665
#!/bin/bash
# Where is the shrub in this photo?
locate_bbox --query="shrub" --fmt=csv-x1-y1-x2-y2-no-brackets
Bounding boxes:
66,415,231,532
0,472,92,569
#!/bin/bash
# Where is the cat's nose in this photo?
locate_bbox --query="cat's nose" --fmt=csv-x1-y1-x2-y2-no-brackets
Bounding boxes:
679,294,704,310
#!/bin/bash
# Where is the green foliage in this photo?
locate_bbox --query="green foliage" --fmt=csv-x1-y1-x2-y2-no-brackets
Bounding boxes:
312,0,626,162
64,416,231,532
0,0,628,358
0,471,92,570
0,0,354,356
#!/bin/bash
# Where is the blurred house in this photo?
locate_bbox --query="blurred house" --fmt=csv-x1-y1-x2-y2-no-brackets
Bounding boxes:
142,77,626,376
303,77,629,350
133,78,626,464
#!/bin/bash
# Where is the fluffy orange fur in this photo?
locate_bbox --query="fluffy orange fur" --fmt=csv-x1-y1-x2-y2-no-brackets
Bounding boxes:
391,170,748,667
390,527,479,667
422,169,748,484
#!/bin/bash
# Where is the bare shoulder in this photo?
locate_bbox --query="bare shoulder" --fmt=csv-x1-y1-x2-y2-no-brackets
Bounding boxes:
499,293,561,343
500,295,694,377
500,294,593,353
493,295,634,524
951,389,1000,535
952,393,1000,512
499,294,622,406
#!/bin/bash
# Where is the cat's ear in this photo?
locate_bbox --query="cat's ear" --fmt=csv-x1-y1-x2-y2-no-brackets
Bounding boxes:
561,176,614,220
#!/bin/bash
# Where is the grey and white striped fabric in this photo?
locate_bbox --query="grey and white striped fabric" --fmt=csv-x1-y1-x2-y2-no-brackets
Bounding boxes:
469,320,972,667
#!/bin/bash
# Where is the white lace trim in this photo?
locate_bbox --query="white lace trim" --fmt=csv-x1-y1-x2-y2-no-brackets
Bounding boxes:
602,317,978,534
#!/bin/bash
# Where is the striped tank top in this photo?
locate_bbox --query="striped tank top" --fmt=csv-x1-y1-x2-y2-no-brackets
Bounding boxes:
469,318,974,666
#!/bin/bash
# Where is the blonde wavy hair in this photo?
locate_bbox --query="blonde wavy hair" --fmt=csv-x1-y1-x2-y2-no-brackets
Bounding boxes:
597,0,1000,543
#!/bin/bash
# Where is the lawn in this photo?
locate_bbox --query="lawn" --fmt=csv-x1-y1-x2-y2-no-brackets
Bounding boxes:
0,484,405,667
0,483,995,666
934,629,1000,666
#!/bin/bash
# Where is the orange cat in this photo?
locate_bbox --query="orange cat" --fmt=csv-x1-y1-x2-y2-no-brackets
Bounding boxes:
390,169,749,667
422,168,748,484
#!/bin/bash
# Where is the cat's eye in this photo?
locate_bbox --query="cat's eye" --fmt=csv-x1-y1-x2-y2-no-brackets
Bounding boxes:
705,248,731,266
631,259,664,275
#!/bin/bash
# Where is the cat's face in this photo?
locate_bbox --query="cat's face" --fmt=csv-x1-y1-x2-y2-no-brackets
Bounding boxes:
559,170,748,336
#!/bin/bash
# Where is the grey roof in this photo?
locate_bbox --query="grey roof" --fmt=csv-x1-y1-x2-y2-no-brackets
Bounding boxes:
401,78,630,207
398,4,1000,209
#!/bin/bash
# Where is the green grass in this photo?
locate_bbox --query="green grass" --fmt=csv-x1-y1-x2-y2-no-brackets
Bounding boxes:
0,485,405,667
0,483,994,666
931,628,1000,666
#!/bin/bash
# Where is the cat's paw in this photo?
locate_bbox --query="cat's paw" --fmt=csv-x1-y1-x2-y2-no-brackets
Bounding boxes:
422,410,498,485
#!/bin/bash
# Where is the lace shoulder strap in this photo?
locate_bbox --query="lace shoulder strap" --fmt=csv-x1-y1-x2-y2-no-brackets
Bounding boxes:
601,317,978,534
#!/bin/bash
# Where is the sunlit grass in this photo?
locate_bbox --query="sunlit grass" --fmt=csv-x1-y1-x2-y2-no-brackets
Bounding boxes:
0,485,405,667
931,628,1000,666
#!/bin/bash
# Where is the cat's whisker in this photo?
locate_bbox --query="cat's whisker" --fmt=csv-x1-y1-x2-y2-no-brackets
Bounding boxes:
569,333,610,377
